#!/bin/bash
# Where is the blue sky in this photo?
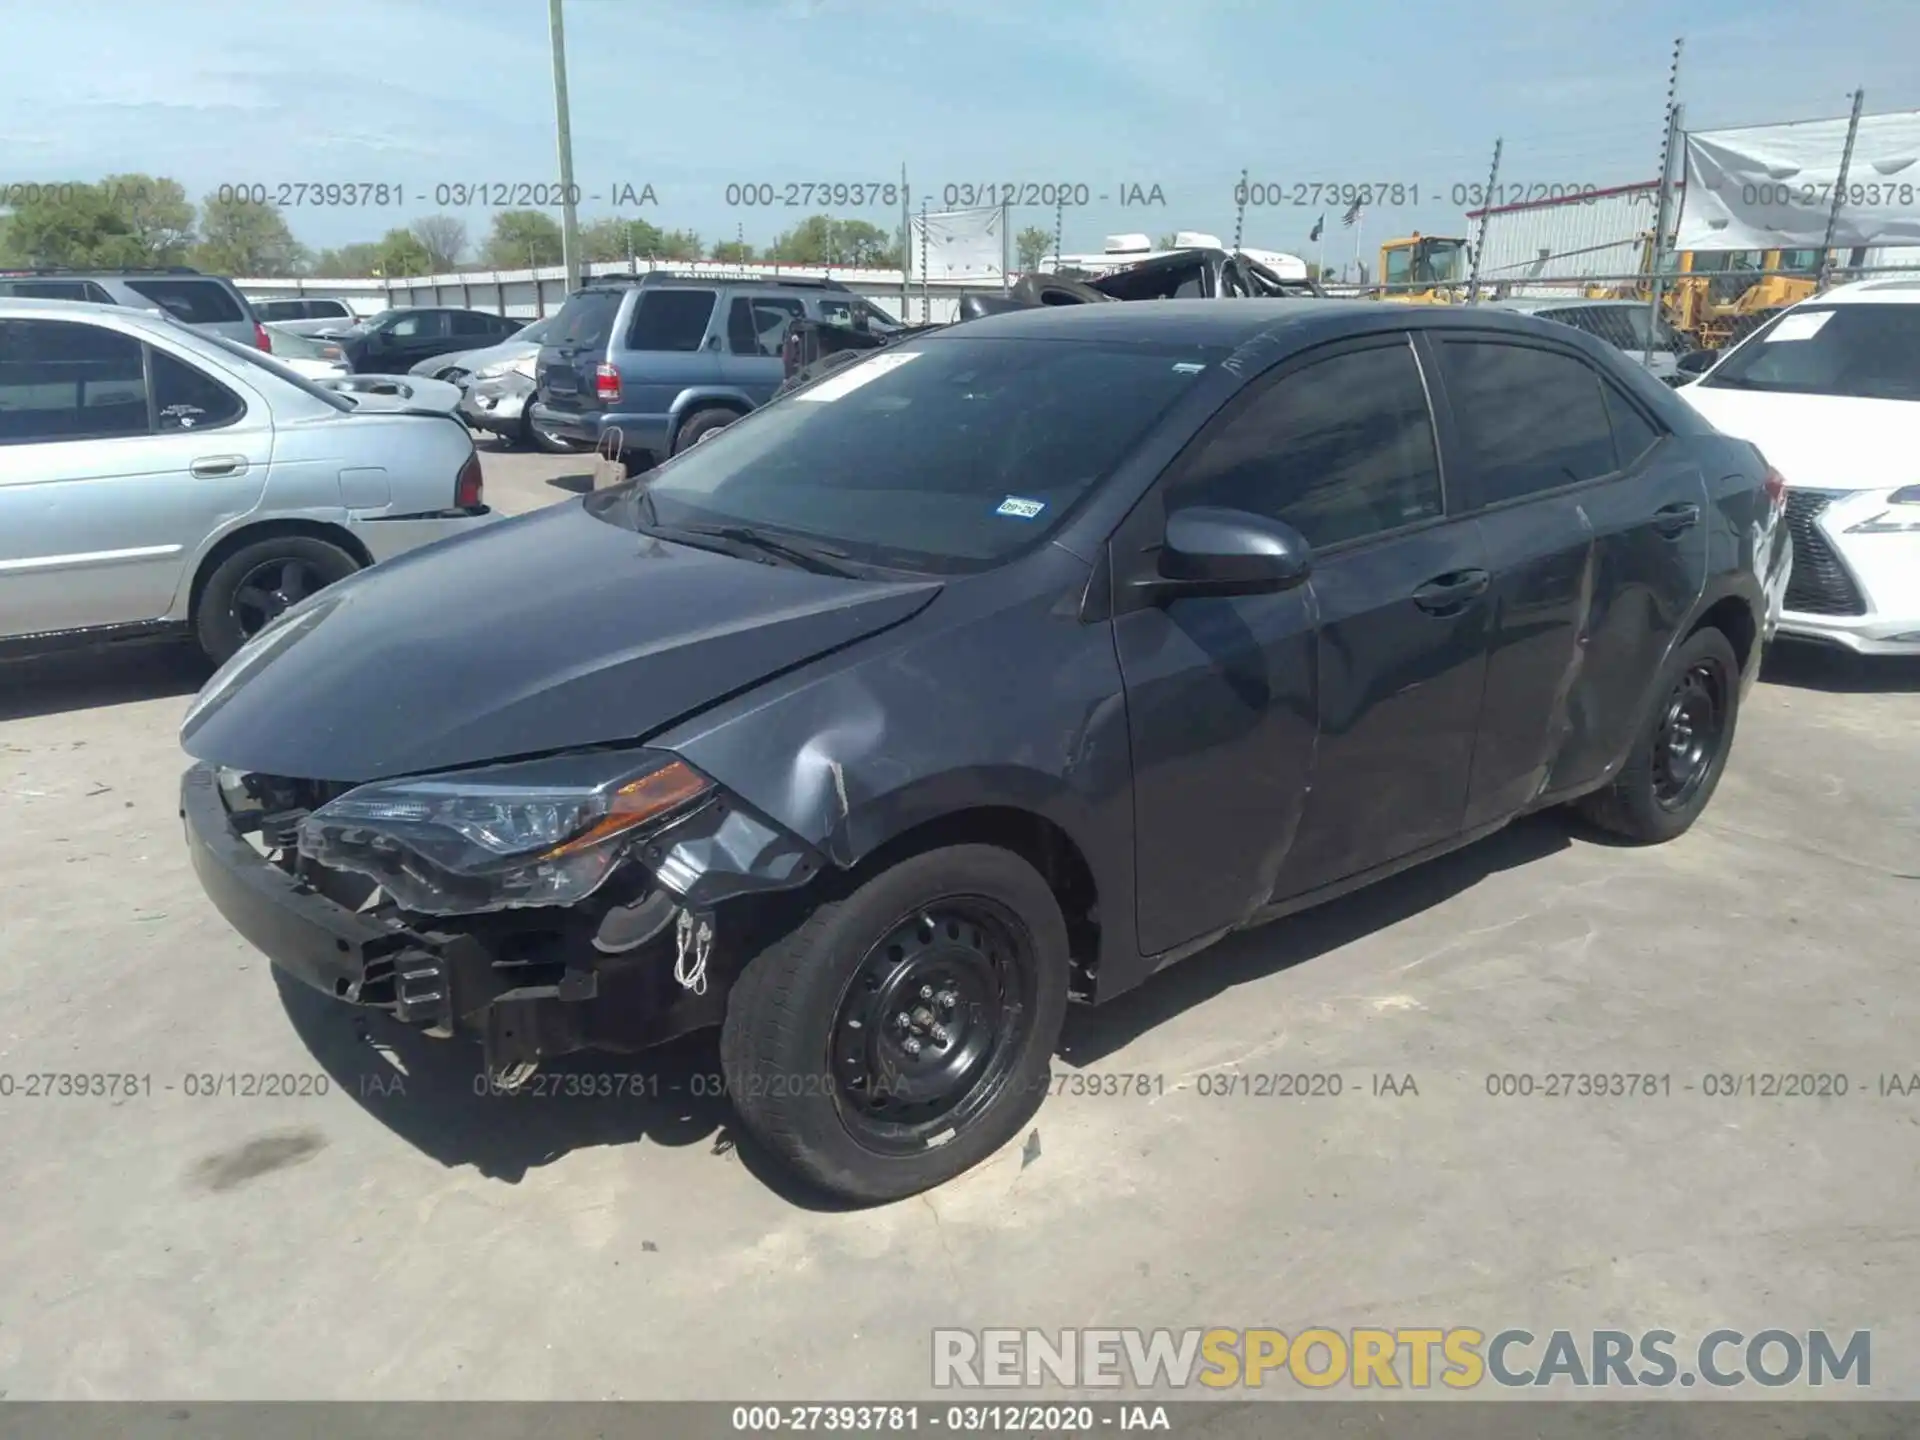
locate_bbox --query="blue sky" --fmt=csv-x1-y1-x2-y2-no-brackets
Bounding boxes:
3,0,1917,262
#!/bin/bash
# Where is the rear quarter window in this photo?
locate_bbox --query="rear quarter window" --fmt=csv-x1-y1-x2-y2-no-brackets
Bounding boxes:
126,279,246,325
550,290,624,349
626,290,718,352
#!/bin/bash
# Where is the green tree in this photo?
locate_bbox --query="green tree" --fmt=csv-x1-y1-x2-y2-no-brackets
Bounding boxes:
578,216,664,262
656,228,703,262
1156,231,1180,249
312,242,384,278
767,215,894,266
102,174,196,264
709,238,756,263
1,181,143,266
194,191,306,276
409,213,467,271
374,227,434,277
481,209,564,268
1015,225,1052,271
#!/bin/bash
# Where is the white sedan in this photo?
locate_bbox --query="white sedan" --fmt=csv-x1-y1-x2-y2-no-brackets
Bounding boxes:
1678,279,1920,656
262,322,351,379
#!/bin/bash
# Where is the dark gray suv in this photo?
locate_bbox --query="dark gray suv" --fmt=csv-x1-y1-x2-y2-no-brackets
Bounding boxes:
532,273,885,460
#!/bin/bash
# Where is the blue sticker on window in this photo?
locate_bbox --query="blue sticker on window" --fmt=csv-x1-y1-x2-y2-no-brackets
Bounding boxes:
995,496,1046,519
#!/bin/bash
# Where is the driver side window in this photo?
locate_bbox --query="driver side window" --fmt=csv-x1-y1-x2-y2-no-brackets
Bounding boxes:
1166,341,1443,549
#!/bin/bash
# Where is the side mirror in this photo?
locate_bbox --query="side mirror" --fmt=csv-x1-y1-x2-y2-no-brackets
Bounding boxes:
1143,506,1313,599
1676,348,1717,376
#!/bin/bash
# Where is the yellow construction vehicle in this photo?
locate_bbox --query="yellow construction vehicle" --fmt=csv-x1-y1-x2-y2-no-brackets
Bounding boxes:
1598,241,1829,348
1377,233,1472,302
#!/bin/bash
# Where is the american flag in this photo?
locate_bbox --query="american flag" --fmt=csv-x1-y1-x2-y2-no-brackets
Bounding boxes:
1341,199,1364,228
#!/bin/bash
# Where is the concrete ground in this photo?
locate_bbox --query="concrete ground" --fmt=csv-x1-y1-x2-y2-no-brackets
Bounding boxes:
1,439,1917,1404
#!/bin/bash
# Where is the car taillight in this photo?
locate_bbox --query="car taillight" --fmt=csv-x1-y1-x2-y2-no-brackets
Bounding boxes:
455,450,484,508
254,321,272,351
594,363,622,402
1763,463,1788,511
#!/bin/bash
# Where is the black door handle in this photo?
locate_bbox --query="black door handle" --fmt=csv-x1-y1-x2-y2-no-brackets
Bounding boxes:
1653,502,1701,536
1411,568,1490,614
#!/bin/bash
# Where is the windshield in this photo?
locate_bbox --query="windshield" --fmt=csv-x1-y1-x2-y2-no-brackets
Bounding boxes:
610,336,1218,573
1701,304,1920,401
205,332,355,411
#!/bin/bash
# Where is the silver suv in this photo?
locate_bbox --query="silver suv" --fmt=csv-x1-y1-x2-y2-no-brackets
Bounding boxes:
0,266,265,349
0,298,498,662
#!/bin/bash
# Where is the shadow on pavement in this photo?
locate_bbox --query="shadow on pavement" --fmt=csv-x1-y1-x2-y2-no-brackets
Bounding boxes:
545,472,594,495
1061,811,1574,1066
0,640,210,722
1760,641,1920,694
277,813,1579,1205
274,966,854,1209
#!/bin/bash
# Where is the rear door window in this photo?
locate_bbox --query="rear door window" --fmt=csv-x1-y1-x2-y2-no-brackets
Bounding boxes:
1440,340,1617,506
725,296,805,356
626,289,717,352
450,310,497,337
0,318,150,443
150,349,245,431
125,279,245,325
1603,385,1662,469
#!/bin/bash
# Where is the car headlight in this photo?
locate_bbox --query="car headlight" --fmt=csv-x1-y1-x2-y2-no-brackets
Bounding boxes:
1845,484,1920,534
297,751,712,915
472,360,511,380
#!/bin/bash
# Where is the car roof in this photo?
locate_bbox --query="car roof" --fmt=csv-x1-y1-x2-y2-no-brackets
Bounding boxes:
0,296,266,362
926,297,1585,348
1794,278,1920,305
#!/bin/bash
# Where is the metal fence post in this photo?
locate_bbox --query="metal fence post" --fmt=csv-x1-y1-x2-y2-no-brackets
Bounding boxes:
900,163,910,317
1644,37,1685,364
1646,102,1685,364
1465,138,1501,304
1818,89,1867,290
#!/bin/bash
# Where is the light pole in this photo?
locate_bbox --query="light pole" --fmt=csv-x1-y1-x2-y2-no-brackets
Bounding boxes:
549,0,581,295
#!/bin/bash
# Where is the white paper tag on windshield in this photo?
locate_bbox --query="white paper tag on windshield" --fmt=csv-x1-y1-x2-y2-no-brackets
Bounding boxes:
1764,311,1834,342
793,349,922,402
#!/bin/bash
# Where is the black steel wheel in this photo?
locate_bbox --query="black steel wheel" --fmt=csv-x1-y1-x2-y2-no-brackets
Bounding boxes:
194,535,361,664
720,844,1070,1203
1651,658,1727,810
829,897,1039,1153
1578,625,1742,844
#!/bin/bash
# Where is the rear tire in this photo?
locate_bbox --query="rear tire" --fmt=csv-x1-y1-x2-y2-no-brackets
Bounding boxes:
194,535,361,665
1577,626,1741,844
672,408,741,454
720,844,1070,1203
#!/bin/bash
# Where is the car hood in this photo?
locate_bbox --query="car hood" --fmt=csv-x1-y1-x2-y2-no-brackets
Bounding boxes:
180,499,944,782
1679,384,1920,489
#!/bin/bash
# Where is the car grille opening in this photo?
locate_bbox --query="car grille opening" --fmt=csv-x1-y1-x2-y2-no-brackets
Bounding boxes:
1782,490,1867,617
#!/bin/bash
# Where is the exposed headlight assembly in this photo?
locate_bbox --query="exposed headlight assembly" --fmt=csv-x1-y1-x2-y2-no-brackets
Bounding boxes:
1845,484,1920,534
297,751,711,915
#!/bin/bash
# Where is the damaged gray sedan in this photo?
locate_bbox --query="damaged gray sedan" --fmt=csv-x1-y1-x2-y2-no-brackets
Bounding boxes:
179,300,1781,1201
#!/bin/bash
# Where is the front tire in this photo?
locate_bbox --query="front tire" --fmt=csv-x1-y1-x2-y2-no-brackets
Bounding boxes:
720,845,1070,1203
194,535,362,664
1578,626,1741,844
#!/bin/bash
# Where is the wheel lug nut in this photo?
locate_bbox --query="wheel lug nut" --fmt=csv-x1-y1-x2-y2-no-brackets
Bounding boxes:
903,1036,923,1056
895,1012,912,1030
919,984,933,1000
937,991,956,1011
930,1024,949,1044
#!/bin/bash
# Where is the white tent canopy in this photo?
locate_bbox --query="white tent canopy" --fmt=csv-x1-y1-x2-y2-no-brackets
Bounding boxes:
1677,110,1920,251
